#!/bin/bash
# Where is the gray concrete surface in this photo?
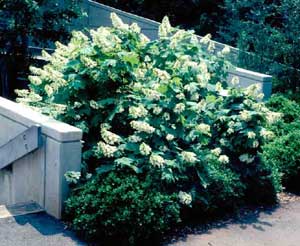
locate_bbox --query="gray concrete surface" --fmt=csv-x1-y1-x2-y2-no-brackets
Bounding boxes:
0,212,86,246
0,96,82,219
1,200,300,246
167,200,300,246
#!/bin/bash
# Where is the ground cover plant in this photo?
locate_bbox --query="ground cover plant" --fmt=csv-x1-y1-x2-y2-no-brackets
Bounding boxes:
17,14,281,245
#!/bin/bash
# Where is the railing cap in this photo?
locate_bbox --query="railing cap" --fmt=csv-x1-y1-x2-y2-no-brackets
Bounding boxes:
0,97,82,142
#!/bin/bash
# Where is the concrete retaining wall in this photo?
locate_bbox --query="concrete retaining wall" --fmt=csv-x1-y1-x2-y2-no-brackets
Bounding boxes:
0,97,82,218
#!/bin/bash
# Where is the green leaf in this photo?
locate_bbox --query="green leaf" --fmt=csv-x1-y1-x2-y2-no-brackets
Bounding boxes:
115,157,142,174
96,164,114,175
197,169,209,189
157,84,168,94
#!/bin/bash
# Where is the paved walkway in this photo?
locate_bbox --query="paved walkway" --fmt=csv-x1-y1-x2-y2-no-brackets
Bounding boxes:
1,199,300,246
167,200,300,246
0,212,86,246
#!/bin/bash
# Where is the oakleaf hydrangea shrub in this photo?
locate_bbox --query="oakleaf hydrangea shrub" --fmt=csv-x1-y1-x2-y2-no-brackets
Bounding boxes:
17,14,280,244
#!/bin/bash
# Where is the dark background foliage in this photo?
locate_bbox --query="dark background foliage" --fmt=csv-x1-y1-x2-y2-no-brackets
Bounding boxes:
0,0,81,98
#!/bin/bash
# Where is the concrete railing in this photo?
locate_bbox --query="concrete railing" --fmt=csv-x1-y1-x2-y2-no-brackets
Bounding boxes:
0,97,82,218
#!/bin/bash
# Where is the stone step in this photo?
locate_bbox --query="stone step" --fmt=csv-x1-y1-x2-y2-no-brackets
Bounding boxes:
0,201,44,219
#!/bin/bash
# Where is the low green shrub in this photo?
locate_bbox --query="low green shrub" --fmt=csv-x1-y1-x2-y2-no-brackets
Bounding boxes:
265,94,300,136
17,14,280,245
263,130,300,192
65,172,181,245
266,94,300,123
262,94,300,192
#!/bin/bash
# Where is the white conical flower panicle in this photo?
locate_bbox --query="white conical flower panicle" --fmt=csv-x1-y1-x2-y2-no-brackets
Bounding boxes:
195,123,211,136
149,154,165,168
230,76,239,86
166,134,175,141
130,121,155,134
200,34,212,44
174,103,185,114
97,141,118,158
159,16,172,37
139,142,152,156
247,131,256,139
221,45,230,55
239,154,255,164
129,105,148,118
211,148,222,156
181,151,197,164
178,191,192,205
111,13,129,30
218,155,229,164
101,127,121,145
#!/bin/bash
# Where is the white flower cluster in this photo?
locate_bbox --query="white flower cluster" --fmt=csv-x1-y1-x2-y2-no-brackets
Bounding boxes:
266,112,281,124
45,85,54,97
200,34,212,44
227,128,234,134
211,147,222,156
221,45,230,55
91,27,121,53
240,110,252,121
218,155,229,164
260,129,275,140
130,22,141,33
195,123,211,136
149,154,165,168
196,72,211,88
142,88,161,100
153,68,171,81
181,151,197,164
174,103,185,114
153,106,163,115
111,12,129,30
158,16,172,37
215,82,223,92
29,76,42,86
130,121,155,134
170,30,186,48
90,100,99,109
101,127,121,145
176,93,185,100
178,191,192,205
139,142,152,156
247,131,256,139
239,154,255,164
166,134,175,141
207,41,215,52
97,141,118,158
252,140,259,148
81,56,97,69
129,105,148,118
65,171,81,184
190,93,200,101
128,135,142,143
230,76,239,86
163,112,171,121
245,84,264,100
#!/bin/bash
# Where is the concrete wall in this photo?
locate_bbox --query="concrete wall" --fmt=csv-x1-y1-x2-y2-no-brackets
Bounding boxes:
0,97,82,218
